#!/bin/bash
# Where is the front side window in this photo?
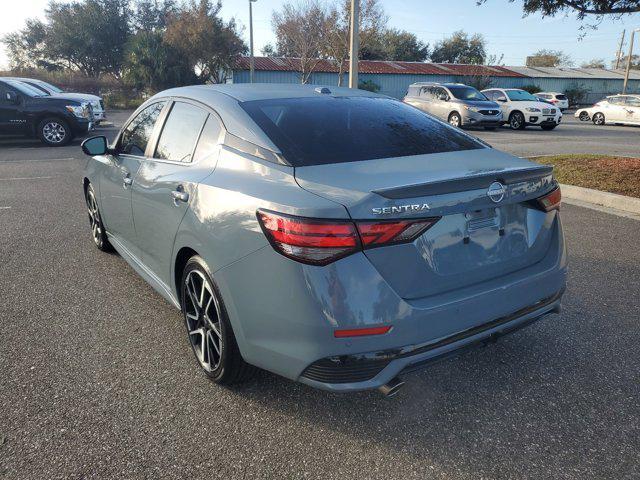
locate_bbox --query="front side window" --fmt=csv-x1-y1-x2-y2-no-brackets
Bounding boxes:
120,102,166,156
154,102,209,163
240,96,484,167
3,79,45,97
448,86,488,101
506,90,539,102
25,82,51,95
626,97,640,107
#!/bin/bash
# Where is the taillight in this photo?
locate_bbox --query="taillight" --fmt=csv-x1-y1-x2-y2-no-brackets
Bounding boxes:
257,210,439,265
534,186,561,212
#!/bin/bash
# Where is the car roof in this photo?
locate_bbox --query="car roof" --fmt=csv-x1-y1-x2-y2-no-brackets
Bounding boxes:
409,82,467,87
146,83,387,155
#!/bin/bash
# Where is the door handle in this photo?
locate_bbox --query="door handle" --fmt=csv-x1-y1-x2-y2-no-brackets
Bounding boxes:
171,189,189,204
122,174,133,187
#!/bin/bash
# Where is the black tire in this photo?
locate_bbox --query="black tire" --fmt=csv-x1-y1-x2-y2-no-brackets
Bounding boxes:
541,124,557,131
509,111,525,130
38,117,72,146
592,112,605,126
181,256,255,385
85,183,113,252
579,111,590,122
448,112,462,128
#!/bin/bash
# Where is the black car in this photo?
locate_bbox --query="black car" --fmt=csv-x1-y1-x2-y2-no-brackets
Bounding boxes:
0,78,94,146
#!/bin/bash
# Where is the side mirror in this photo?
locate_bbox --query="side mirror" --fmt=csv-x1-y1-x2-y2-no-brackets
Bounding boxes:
439,94,449,102
81,136,109,156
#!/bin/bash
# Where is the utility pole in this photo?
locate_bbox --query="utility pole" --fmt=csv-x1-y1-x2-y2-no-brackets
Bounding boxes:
623,29,639,94
348,0,359,89
615,30,626,69
249,0,257,83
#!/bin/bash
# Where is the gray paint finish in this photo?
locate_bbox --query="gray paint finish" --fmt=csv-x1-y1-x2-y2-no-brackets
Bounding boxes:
83,84,567,392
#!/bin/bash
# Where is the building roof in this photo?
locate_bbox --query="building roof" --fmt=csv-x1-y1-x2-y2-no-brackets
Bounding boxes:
506,66,640,80
235,57,526,77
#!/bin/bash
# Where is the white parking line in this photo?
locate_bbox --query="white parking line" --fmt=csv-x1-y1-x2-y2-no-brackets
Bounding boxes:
0,176,57,181
0,206,11,210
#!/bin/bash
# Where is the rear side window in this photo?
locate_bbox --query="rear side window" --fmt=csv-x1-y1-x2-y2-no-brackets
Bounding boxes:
120,102,166,156
155,102,208,163
240,96,483,167
193,114,223,163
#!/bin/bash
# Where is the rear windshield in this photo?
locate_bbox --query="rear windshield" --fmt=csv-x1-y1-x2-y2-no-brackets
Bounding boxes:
448,86,488,101
556,94,567,100
240,96,484,166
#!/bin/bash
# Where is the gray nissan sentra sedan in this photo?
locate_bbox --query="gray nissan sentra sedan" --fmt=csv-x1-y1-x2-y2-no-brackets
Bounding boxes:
81,84,567,396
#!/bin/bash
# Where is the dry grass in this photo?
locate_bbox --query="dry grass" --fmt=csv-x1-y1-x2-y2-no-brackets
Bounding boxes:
531,154,640,198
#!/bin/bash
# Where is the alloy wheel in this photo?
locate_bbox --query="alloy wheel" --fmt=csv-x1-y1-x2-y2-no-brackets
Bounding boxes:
86,189,102,246
42,122,67,144
510,113,523,130
449,114,461,127
593,113,605,125
184,270,223,372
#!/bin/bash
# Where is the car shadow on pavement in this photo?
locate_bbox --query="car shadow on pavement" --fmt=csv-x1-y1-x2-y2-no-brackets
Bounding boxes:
219,255,639,478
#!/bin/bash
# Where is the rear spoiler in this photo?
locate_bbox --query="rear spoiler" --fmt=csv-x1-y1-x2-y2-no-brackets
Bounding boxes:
373,166,553,199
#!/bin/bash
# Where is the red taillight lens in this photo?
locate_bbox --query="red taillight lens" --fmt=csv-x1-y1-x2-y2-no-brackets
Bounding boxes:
334,326,392,338
356,219,439,248
257,210,359,265
257,210,440,265
535,186,561,212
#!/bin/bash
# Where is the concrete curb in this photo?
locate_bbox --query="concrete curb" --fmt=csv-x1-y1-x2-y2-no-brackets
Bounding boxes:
560,183,640,219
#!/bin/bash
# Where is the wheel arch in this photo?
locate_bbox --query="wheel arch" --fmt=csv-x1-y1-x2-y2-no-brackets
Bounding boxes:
174,246,200,304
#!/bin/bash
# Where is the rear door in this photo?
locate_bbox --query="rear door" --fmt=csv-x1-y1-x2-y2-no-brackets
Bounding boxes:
99,101,167,256
131,100,224,283
622,96,640,124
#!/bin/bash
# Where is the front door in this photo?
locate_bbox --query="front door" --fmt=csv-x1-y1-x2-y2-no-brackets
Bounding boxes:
0,82,25,135
132,101,223,285
99,101,167,256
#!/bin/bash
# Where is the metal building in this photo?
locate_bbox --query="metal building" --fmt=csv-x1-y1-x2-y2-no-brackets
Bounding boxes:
231,57,640,104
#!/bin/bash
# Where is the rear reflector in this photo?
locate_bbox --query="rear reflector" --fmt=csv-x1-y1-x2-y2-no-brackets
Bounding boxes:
334,326,392,338
257,210,440,265
535,186,561,212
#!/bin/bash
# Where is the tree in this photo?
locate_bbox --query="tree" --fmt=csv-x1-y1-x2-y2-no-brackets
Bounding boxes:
361,28,429,62
477,0,640,18
271,1,328,84
124,30,196,92
133,0,177,31
430,31,486,64
261,43,277,57
321,0,387,85
526,49,573,67
582,58,606,68
165,0,246,84
616,54,640,70
3,0,132,77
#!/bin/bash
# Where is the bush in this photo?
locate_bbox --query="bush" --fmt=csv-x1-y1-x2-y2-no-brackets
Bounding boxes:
520,84,542,94
563,82,590,107
358,79,381,93
0,68,145,109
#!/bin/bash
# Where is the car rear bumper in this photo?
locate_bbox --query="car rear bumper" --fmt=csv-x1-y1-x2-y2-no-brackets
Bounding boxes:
299,289,563,392
215,213,567,393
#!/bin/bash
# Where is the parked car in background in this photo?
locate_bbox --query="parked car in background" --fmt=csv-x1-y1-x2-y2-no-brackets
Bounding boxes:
403,82,502,130
12,77,106,123
0,77,94,146
536,92,569,111
482,88,562,130
575,94,640,126
80,84,566,395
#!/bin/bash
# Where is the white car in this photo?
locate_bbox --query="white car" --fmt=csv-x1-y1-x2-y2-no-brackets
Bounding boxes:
536,92,569,111
482,88,562,130
575,95,640,126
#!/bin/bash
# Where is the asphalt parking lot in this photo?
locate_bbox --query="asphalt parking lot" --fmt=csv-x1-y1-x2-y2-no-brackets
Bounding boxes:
1,112,639,479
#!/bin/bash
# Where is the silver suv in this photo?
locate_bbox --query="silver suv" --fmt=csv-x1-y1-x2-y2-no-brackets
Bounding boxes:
403,82,502,130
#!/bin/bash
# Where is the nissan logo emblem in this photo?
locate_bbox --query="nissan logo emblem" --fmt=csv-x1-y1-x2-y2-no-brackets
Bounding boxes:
487,181,506,203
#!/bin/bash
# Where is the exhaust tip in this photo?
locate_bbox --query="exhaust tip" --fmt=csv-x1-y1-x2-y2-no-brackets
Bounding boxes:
378,376,405,398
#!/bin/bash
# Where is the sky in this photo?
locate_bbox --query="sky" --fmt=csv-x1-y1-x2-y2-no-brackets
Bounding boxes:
1,0,639,69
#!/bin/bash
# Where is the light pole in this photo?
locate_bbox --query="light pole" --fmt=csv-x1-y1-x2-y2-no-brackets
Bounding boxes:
622,28,639,94
348,0,359,89
249,0,257,83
